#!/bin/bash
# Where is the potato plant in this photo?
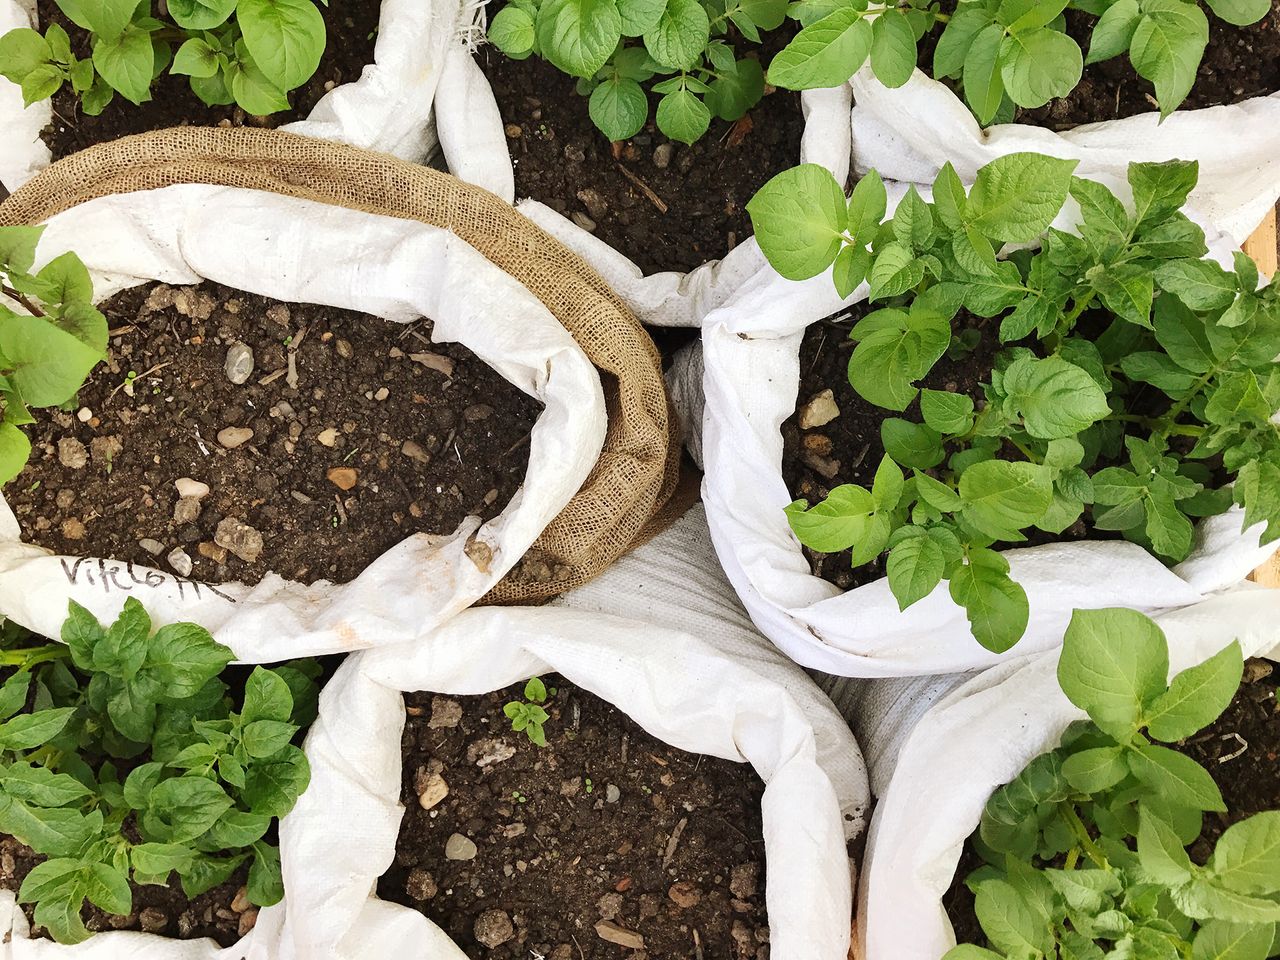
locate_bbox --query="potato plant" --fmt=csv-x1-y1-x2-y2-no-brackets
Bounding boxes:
487,0,788,144
0,226,106,486
0,0,326,117
947,607,1280,960
747,153,1280,652
767,0,1271,124
0,600,318,943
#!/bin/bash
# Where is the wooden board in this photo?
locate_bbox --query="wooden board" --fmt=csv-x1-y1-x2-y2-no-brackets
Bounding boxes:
1246,209,1280,589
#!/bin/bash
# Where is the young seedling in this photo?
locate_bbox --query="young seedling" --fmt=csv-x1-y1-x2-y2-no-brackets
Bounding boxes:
0,599,319,943
748,153,1280,653
0,226,107,485
487,0,787,144
0,0,326,118
504,676,552,746
945,607,1280,960
768,0,1269,123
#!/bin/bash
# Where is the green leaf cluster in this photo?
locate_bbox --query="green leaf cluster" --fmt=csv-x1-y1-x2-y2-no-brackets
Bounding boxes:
488,0,786,144
0,0,326,118
503,675,552,747
0,599,319,943
749,153,1280,653
766,0,1268,123
944,607,1280,960
0,226,107,485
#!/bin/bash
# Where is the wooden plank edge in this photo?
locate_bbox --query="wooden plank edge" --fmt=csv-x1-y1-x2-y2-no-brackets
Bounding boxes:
1246,209,1280,588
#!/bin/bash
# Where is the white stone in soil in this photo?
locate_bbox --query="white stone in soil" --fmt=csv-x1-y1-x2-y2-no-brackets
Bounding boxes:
224,342,255,385
175,477,211,499
444,833,477,861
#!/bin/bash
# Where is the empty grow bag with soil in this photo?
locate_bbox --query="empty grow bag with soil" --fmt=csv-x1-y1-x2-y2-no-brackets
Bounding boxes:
0,149,618,660
830,3,1280,244
0,128,682,651
699,176,1279,678
244,504,868,960
0,0,479,194
852,585,1280,960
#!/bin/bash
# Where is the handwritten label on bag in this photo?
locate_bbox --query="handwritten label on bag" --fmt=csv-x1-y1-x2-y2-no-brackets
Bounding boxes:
60,557,237,603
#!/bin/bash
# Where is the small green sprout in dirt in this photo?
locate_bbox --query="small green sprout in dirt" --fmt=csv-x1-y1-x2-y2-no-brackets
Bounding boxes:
504,676,552,746
0,0,326,118
945,606,1280,960
767,0,1269,125
748,152,1280,653
0,599,319,943
487,0,787,144
0,226,107,485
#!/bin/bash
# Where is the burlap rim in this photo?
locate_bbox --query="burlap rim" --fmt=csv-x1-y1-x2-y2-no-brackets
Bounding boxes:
0,126,682,604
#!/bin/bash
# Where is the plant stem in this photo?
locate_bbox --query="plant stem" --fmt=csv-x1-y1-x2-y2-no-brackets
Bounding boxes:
1060,804,1109,870
0,284,44,318
0,645,71,668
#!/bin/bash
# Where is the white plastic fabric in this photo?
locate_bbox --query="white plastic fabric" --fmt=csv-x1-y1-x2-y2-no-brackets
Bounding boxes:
844,68,1280,244
855,585,1280,960
699,195,1277,677
239,505,868,960
0,0,476,194
0,183,607,661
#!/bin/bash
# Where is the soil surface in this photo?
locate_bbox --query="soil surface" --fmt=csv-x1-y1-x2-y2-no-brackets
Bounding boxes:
781,307,1013,591
9,281,541,585
480,19,805,276
944,661,1280,947
37,0,380,162
918,0,1280,128
1,835,253,946
380,679,773,959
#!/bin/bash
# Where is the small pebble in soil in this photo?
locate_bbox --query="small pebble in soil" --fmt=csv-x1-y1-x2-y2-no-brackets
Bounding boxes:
473,909,515,948
138,537,164,556
173,497,203,524
405,868,438,900
595,919,645,950
444,834,478,861
417,771,449,810
214,517,264,564
217,426,254,449
316,427,339,447
327,466,358,491
76,407,93,423
798,389,840,429
224,342,255,384
175,477,211,500
167,547,193,576
430,697,463,729
57,438,88,469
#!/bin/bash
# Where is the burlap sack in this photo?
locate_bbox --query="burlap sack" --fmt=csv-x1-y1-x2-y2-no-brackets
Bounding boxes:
0,126,680,603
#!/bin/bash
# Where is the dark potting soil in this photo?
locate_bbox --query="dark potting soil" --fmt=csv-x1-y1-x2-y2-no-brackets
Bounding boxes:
8,281,541,586
943,659,1280,947
781,308,1028,591
916,0,1280,129
36,0,380,162
0,835,252,945
479,18,806,276
379,680,773,959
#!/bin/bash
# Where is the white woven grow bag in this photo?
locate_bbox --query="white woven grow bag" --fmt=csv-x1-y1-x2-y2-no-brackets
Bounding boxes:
854,585,1280,960
0,183,607,661
700,198,1278,677
427,21,856,329
0,0,477,193
223,505,868,960
843,67,1280,244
